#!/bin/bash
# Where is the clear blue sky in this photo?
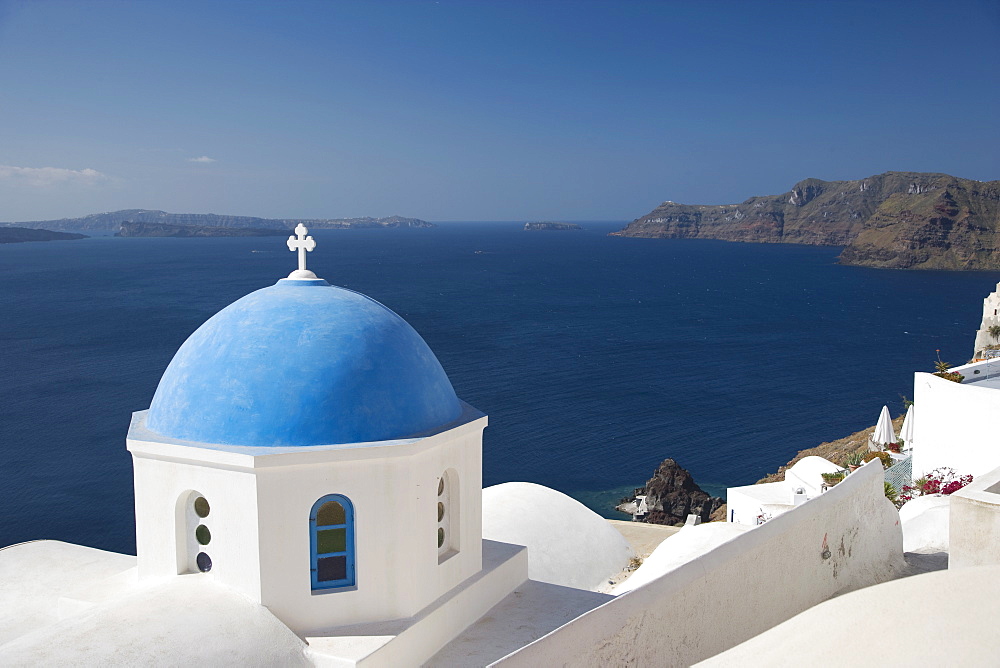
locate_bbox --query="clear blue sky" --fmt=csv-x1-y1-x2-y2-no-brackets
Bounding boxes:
0,0,997,222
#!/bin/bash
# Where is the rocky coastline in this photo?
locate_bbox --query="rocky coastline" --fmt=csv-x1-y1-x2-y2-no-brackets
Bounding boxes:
612,171,1000,270
620,416,905,525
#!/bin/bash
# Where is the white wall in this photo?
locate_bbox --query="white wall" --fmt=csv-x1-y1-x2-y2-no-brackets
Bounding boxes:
949,464,1000,569
911,368,1000,478
972,281,1000,357
726,456,840,526
492,461,903,668
129,410,487,636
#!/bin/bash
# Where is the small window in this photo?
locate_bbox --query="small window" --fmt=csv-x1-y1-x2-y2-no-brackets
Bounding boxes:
437,470,459,562
310,495,355,590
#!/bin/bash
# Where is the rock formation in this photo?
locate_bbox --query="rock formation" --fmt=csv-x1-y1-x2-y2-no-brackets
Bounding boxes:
613,172,1000,270
625,458,724,526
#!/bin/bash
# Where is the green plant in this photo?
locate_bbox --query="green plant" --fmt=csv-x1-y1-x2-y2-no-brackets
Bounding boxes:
989,324,1000,343
844,452,865,467
899,394,914,410
884,482,898,503
934,349,951,373
821,471,846,486
864,451,892,469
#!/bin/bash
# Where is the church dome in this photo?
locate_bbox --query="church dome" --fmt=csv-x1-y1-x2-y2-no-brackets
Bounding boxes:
145,278,463,447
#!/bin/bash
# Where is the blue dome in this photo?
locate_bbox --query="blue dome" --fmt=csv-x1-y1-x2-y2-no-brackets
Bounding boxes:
146,278,463,447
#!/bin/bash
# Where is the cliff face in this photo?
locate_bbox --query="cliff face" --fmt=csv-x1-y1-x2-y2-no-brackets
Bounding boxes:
11,210,433,233
613,172,1000,270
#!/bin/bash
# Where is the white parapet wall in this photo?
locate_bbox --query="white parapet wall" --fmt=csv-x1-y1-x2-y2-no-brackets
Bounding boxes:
911,365,1000,479
491,461,903,668
949,464,1000,569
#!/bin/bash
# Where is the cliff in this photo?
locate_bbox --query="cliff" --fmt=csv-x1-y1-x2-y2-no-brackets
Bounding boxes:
116,222,287,237
10,210,434,234
0,226,87,243
613,172,1000,270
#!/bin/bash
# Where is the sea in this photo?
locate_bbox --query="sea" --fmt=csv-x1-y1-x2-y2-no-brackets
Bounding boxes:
1,221,997,555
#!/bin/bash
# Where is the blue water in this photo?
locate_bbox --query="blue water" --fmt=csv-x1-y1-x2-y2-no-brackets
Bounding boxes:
1,221,996,554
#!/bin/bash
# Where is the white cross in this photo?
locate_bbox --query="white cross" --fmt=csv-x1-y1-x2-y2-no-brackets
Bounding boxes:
287,224,316,272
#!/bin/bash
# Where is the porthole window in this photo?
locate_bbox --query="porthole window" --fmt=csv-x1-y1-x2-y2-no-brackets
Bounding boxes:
310,494,356,590
196,525,212,545
194,496,210,518
196,552,213,572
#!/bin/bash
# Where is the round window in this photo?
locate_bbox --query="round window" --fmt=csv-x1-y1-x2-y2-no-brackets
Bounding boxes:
437,527,445,548
194,496,210,518
196,524,212,545
196,552,213,572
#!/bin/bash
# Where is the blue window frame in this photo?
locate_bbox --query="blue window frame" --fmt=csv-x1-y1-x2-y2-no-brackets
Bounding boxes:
309,494,356,590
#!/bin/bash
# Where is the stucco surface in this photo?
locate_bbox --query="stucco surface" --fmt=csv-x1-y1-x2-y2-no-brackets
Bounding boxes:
495,461,904,667
0,542,309,666
0,541,135,645
427,579,611,667
696,565,1000,666
612,522,748,595
147,278,462,447
898,494,950,552
482,483,633,591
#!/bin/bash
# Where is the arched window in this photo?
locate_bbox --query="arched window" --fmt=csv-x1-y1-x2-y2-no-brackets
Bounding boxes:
310,495,355,590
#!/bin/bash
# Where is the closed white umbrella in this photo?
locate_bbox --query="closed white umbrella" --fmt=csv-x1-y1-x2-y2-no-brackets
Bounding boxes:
900,405,914,450
870,405,896,451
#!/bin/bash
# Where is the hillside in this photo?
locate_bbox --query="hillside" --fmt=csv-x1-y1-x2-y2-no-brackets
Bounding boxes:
0,226,87,244
116,222,289,237
7,210,433,234
612,172,1000,270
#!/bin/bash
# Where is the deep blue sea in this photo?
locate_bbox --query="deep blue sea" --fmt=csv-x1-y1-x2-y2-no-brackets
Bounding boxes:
1,222,997,555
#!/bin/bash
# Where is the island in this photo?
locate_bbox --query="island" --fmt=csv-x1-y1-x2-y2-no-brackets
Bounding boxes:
523,221,581,231
0,226,87,244
10,210,434,234
116,222,288,238
612,171,1000,270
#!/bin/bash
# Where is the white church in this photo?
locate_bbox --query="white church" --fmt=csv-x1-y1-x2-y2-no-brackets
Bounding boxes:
3,229,1000,666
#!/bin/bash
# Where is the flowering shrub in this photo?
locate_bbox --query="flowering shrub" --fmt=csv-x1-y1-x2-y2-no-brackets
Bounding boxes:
898,467,973,507
864,451,893,469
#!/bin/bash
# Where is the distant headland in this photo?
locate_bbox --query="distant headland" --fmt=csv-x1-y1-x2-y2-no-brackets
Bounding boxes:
4,210,434,235
116,222,289,238
524,221,581,231
0,226,87,244
612,171,1000,270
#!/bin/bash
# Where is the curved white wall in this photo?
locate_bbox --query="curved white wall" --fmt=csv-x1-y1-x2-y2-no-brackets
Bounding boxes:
493,461,904,668
911,369,1000,478
482,483,633,591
